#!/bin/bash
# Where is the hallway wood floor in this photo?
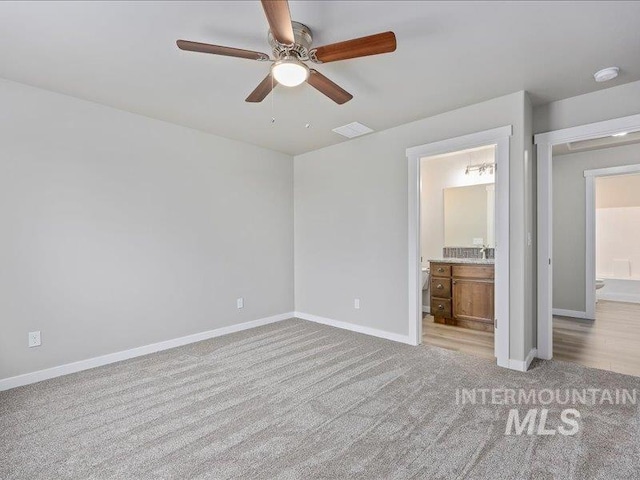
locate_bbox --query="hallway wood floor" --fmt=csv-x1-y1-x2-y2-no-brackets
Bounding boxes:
423,300,640,376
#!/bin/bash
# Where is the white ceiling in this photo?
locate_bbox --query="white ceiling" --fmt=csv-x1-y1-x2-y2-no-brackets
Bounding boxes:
1,1,639,155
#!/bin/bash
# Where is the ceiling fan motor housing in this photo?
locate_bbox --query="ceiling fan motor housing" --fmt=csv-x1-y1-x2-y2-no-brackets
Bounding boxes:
268,21,313,60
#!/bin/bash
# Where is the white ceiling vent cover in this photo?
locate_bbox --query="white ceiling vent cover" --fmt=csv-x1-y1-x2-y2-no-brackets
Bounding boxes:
332,122,374,138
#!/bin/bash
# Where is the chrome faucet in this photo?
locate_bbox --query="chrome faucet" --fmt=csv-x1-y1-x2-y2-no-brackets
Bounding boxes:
480,245,487,260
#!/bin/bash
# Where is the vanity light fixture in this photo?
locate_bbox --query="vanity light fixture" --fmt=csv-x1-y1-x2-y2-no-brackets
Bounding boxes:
464,162,495,176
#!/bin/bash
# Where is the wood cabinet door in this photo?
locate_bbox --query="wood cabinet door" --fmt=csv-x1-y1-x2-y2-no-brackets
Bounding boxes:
452,279,494,324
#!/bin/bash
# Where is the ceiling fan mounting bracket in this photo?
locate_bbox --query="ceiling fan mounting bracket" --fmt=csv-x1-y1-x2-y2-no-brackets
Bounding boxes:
268,21,313,61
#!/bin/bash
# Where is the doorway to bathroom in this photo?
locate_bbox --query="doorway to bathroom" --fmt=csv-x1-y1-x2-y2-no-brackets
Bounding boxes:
420,146,497,360
406,126,511,369
537,113,640,375
588,166,640,316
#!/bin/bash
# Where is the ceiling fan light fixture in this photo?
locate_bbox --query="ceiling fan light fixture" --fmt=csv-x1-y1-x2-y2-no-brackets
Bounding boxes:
271,56,309,87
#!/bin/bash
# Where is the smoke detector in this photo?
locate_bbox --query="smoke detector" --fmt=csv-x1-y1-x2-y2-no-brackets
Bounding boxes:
594,67,619,83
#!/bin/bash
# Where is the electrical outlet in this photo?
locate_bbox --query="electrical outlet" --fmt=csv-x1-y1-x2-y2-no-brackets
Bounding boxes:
28,331,41,348
236,297,244,309
354,298,360,310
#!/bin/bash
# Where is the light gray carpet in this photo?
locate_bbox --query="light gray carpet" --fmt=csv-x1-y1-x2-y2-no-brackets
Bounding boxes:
2,318,640,479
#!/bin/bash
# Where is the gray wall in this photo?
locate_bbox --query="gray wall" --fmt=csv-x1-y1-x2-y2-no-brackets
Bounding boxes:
0,79,294,380
294,91,534,362
553,143,640,312
534,80,640,134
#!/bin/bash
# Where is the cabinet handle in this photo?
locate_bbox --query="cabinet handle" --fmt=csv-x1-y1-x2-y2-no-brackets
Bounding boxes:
437,267,444,273
436,283,443,289
438,304,444,310
452,280,457,285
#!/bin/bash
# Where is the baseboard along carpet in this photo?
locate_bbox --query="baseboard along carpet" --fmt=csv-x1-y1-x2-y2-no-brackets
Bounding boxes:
2,318,640,479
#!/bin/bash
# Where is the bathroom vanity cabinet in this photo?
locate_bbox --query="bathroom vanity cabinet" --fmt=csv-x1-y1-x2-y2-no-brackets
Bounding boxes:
429,261,494,331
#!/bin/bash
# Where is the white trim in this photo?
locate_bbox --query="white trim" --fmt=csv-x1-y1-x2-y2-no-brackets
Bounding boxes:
552,308,590,319
422,306,430,314
585,163,640,320
535,113,640,360
407,145,421,346
406,126,512,367
294,311,412,344
584,164,640,177
585,174,596,320
406,126,512,158
536,142,553,359
507,348,538,372
534,113,640,145
0,312,294,392
598,293,640,304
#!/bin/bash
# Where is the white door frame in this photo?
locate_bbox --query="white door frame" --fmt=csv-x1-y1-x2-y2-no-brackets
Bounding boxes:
406,126,512,368
535,113,640,359
585,163,640,319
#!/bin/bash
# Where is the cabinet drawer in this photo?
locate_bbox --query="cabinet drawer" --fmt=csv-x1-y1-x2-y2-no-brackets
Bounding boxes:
430,298,452,318
430,277,452,298
431,263,451,277
452,265,494,280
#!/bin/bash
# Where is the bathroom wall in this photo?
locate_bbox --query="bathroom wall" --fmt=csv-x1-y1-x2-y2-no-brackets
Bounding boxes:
596,174,640,280
552,142,640,313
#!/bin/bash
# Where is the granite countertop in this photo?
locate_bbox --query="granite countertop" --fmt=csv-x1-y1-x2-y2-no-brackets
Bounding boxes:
428,258,495,265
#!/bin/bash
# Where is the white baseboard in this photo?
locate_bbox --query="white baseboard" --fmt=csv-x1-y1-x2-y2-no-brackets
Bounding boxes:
598,293,640,304
294,311,412,345
507,348,538,372
0,312,294,392
552,308,590,319
422,306,430,314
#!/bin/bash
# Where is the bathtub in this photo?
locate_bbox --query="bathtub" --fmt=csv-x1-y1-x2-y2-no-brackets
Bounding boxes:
597,277,640,304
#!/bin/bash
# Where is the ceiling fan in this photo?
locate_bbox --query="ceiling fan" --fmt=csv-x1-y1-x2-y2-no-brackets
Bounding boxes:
176,0,396,105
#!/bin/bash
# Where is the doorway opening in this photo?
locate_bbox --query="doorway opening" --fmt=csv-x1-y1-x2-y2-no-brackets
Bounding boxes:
406,126,511,368
536,113,640,375
420,146,497,360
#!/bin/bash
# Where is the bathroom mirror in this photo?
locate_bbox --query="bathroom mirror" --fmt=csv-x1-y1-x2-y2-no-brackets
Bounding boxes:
443,183,495,247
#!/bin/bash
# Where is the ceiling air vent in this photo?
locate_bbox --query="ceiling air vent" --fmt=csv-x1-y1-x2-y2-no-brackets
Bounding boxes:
332,122,374,139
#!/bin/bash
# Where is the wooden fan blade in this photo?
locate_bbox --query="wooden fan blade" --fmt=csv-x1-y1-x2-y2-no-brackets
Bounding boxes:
246,74,276,103
307,70,352,105
261,0,295,45
310,31,396,63
177,40,270,61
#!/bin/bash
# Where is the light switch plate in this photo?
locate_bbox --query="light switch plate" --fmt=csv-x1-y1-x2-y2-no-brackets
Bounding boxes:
236,297,244,309
354,298,360,309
